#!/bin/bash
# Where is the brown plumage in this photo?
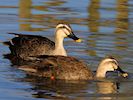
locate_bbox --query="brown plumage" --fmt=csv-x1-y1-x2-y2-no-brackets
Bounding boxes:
6,33,55,60
18,55,93,80
18,56,128,80
4,23,81,60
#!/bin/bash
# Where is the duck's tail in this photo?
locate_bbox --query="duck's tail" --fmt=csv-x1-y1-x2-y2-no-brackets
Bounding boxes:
2,38,14,46
8,33,20,37
2,41,12,46
1,32,20,46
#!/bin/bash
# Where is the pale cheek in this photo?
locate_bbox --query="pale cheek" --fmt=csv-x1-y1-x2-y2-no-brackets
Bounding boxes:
58,29,67,37
64,29,70,35
113,65,118,70
64,35,67,38
63,30,68,37
108,65,115,71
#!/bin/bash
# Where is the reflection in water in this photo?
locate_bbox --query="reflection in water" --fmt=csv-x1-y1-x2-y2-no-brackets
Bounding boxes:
115,0,129,51
18,73,122,100
18,0,88,32
19,0,69,31
19,0,50,31
19,0,32,18
19,0,32,31
44,0,66,7
20,75,90,99
87,0,100,56
86,0,129,58
96,81,118,100
88,0,100,32
115,0,129,33
1,0,133,99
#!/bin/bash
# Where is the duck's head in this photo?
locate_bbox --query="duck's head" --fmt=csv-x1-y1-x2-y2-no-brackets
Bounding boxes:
55,23,81,42
96,57,128,78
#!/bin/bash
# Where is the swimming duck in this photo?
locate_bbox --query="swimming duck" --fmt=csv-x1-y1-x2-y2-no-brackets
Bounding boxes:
18,56,128,80
4,23,81,60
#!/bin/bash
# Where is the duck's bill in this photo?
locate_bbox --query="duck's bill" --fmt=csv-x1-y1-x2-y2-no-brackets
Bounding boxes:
68,32,82,42
116,66,128,77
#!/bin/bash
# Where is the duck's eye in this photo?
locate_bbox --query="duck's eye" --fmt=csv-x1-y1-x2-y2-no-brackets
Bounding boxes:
111,61,118,65
61,26,66,28
110,61,118,69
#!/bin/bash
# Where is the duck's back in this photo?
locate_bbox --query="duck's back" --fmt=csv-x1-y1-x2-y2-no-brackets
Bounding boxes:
8,33,55,59
52,56,93,80
19,56,93,80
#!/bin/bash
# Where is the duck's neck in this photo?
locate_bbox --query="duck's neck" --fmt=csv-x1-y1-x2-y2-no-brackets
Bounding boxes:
96,65,107,78
54,30,67,56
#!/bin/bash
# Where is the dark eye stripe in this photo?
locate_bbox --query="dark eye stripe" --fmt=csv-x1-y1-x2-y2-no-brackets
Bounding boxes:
59,26,72,33
110,61,118,66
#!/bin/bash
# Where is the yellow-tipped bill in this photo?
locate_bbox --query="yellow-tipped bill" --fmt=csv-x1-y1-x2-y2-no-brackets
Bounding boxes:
67,32,81,42
116,66,128,78
121,73,128,77
75,39,82,42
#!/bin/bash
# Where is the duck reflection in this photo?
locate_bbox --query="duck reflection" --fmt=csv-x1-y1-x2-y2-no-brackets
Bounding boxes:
20,75,90,99
96,80,119,99
19,74,120,99
97,81,118,94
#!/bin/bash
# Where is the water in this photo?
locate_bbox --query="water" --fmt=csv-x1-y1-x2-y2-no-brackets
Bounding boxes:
0,0,133,99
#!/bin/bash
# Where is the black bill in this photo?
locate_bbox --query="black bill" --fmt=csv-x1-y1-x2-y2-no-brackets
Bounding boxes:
68,32,81,42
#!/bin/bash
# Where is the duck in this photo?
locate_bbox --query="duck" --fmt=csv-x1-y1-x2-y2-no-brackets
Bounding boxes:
18,56,128,80
4,23,81,60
